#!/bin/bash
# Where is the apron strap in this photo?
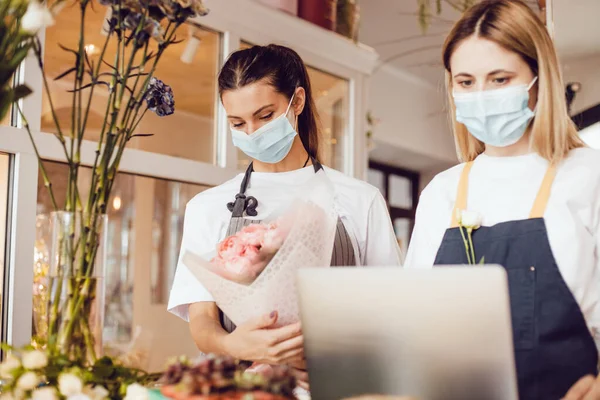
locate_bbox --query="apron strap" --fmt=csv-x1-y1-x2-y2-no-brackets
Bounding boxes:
529,165,557,219
450,161,474,228
450,161,557,227
227,163,258,218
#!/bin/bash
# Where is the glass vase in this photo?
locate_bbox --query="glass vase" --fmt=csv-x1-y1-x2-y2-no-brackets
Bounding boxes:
44,211,107,364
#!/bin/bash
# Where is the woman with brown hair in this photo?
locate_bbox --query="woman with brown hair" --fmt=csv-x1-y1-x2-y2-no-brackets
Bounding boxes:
405,0,600,398
167,44,402,390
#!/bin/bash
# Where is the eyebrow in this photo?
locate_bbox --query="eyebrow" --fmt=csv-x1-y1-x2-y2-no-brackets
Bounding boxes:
228,104,275,119
453,69,516,79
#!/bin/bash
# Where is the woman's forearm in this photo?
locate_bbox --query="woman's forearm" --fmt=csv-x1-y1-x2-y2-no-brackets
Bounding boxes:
188,302,230,355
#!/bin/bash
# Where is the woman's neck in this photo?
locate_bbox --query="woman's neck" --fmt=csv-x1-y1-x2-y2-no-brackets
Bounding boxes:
252,137,310,173
484,130,532,158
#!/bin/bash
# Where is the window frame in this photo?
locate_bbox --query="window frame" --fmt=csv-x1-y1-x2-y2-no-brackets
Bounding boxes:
368,160,420,234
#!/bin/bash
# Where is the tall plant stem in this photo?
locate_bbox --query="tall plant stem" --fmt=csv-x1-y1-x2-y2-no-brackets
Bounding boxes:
16,104,57,210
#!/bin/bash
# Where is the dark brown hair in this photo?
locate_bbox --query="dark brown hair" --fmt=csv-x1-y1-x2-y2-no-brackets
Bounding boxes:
218,44,320,160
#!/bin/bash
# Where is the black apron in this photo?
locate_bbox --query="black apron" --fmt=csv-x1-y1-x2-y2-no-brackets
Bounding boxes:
434,161,598,399
220,159,357,332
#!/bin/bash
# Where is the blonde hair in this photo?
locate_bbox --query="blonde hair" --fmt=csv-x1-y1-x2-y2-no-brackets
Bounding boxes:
442,0,585,163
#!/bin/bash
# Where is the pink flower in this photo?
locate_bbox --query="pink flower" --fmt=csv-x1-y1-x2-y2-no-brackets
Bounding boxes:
238,224,268,247
217,235,245,261
242,245,261,263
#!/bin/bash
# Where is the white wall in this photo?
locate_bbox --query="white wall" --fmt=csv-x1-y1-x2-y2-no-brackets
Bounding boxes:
367,65,458,188
563,54,600,115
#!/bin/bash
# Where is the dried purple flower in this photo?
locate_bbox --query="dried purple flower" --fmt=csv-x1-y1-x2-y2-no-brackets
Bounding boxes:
145,77,175,117
157,0,208,22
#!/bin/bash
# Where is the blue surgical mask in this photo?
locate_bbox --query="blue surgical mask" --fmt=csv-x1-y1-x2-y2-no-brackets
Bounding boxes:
231,95,297,164
453,77,538,147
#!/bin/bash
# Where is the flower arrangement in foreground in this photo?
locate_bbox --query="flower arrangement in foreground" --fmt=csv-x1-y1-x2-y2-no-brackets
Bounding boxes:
0,345,160,400
156,355,297,400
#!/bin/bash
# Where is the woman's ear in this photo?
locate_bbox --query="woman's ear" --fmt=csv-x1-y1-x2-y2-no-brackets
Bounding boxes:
292,87,306,116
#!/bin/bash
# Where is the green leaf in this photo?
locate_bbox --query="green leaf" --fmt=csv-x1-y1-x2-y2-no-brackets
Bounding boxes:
7,46,30,70
129,133,154,139
92,357,116,380
12,84,32,101
478,256,485,265
54,67,77,81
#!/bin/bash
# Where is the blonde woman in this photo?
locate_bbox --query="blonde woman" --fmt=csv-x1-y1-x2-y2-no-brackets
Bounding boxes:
404,0,600,398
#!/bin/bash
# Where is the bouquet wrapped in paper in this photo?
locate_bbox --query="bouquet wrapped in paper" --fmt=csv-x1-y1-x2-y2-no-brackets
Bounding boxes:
182,170,338,328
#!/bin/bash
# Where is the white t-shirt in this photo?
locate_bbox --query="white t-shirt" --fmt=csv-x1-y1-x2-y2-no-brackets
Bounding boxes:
405,148,600,346
168,165,403,321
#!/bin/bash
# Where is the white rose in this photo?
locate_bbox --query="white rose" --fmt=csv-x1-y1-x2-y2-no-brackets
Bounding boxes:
22,350,48,370
21,0,55,34
58,373,83,397
16,371,40,391
124,383,148,400
84,385,109,400
460,210,482,230
31,387,58,400
0,354,21,380
66,395,91,400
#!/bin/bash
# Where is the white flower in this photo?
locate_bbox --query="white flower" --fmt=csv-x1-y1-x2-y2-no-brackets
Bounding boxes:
58,373,83,397
66,395,90,400
124,383,148,400
0,354,21,380
459,210,482,230
16,371,40,391
21,1,55,34
31,387,58,400
22,350,48,370
83,385,109,400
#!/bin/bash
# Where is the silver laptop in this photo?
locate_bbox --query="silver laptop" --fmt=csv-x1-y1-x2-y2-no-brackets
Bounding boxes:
297,266,518,400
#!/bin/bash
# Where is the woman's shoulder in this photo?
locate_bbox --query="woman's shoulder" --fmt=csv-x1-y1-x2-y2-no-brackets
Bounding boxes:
563,147,600,173
420,163,465,203
557,147,600,202
186,174,243,214
323,166,380,203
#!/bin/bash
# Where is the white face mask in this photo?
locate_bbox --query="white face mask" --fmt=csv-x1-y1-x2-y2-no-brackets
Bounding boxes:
453,77,538,147
230,94,298,164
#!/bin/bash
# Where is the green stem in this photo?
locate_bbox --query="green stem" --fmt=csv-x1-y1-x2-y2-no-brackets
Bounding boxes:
458,226,472,264
81,316,97,363
16,104,58,211
32,39,72,165
467,228,476,266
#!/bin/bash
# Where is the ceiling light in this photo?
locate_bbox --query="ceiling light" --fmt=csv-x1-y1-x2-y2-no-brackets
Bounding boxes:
112,195,122,211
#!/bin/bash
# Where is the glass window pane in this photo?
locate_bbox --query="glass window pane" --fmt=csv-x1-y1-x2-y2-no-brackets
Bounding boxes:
0,154,10,341
367,168,385,196
35,161,209,358
236,43,349,171
393,218,411,256
310,67,349,171
389,174,413,209
43,5,220,163
151,180,209,304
